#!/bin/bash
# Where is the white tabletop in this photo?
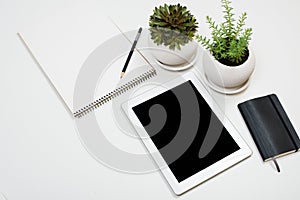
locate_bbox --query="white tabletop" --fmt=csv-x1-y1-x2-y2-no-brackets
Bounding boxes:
1,0,300,199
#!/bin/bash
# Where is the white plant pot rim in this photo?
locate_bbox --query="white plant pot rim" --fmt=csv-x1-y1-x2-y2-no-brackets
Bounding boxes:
205,47,254,69
148,33,198,67
203,46,255,90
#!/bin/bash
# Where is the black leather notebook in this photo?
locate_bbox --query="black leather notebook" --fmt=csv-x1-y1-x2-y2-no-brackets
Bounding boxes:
238,94,300,163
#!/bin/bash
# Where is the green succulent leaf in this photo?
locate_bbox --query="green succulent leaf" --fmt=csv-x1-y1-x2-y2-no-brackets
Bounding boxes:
149,3,198,50
196,0,253,66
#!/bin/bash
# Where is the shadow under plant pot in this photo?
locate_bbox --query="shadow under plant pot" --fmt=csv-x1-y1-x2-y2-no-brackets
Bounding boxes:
148,33,198,71
203,47,255,93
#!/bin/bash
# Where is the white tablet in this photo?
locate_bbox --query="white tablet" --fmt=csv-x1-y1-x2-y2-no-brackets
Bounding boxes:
122,72,251,195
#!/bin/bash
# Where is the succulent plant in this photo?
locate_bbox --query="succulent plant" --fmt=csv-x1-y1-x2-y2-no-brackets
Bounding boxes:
196,0,252,66
149,4,198,50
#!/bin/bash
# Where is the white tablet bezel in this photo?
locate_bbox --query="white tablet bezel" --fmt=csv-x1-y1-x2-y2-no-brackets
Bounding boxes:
122,72,251,195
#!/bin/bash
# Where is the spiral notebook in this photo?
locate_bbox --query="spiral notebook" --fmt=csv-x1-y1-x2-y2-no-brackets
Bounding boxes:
18,2,157,118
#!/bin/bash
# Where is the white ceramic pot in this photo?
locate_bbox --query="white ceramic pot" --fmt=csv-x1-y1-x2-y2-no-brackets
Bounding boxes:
203,48,255,88
148,36,198,66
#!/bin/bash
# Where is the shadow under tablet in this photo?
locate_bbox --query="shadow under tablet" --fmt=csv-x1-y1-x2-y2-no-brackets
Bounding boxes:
132,80,240,183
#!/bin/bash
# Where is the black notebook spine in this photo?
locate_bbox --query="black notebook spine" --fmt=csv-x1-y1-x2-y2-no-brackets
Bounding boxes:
269,94,300,150
238,102,273,160
238,94,300,161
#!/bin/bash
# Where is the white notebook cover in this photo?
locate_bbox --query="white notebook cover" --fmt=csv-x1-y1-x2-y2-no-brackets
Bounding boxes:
18,1,156,115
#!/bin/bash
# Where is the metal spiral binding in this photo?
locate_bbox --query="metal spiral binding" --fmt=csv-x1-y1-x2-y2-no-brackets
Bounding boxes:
73,68,157,118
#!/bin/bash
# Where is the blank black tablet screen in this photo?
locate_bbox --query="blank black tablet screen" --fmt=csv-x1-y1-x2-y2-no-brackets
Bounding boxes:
132,81,240,182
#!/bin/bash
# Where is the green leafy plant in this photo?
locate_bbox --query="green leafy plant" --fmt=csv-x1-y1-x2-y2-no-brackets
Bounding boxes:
196,0,252,66
149,4,198,50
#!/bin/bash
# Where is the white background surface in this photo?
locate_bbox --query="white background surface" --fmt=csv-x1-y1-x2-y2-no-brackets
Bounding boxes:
1,0,300,199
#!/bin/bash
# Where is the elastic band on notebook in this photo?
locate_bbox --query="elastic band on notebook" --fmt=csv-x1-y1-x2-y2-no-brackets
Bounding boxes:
272,157,280,172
